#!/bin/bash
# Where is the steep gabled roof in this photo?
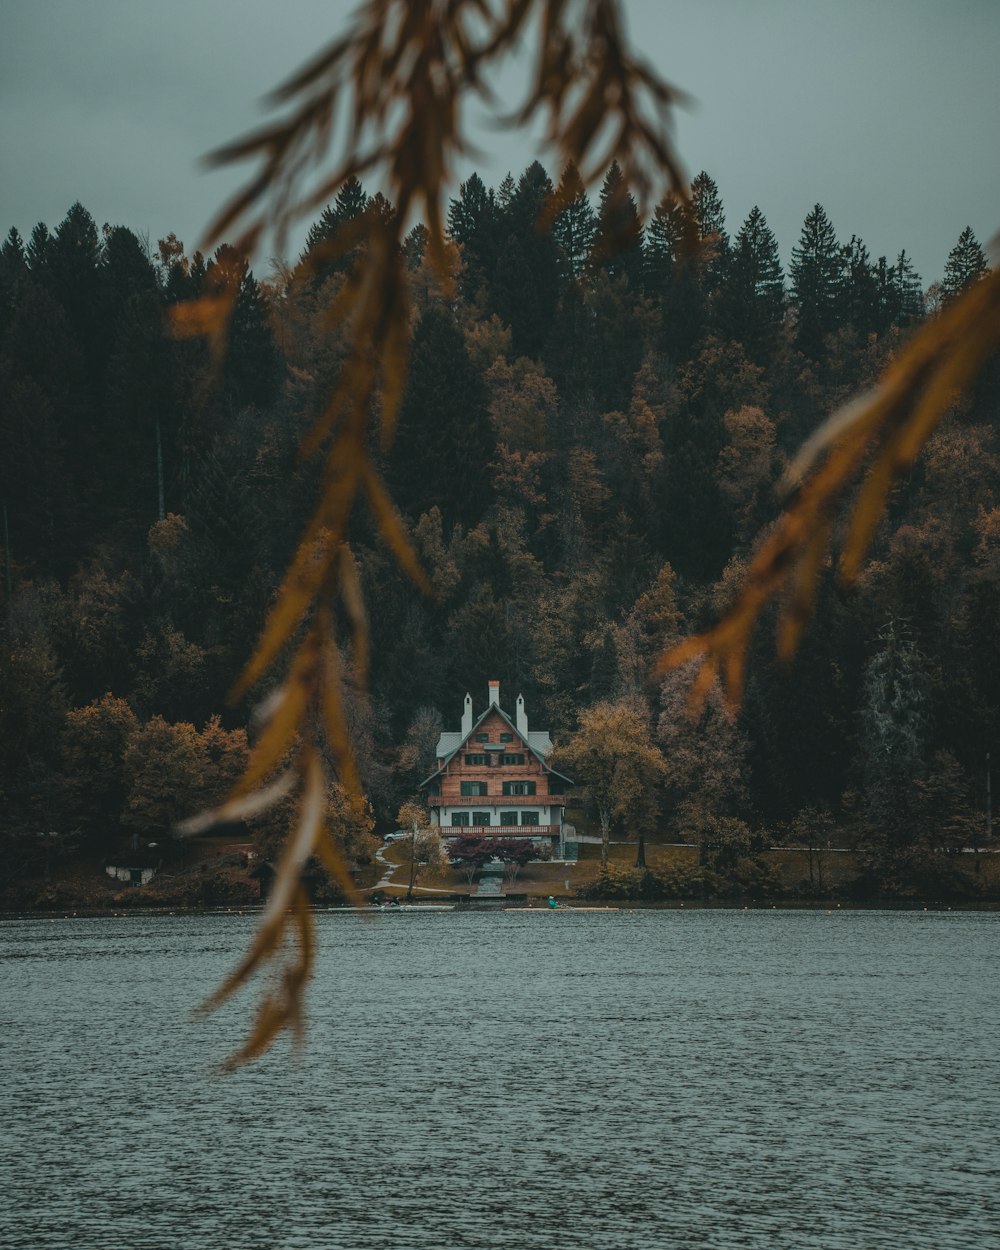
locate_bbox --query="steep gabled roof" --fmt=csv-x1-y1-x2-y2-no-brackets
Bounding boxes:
419,702,573,789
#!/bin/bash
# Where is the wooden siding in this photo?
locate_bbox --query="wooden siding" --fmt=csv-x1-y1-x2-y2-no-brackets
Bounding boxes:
428,794,566,808
436,708,556,802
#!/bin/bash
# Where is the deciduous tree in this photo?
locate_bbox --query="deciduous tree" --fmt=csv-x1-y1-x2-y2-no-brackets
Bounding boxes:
556,697,666,870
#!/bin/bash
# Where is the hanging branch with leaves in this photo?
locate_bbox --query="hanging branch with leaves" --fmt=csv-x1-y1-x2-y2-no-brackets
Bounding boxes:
171,0,690,1067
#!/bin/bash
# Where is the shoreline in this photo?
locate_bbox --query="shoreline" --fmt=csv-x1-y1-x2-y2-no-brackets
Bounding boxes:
4,897,1000,920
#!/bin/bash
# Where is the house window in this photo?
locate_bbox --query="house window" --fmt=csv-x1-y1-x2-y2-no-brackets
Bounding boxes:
452,811,470,826
501,754,525,766
499,810,519,825
472,811,491,826
464,754,488,765
500,733,514,742
520,811,539,826
502,781,536,796
476,733,489,742
461,781,488,796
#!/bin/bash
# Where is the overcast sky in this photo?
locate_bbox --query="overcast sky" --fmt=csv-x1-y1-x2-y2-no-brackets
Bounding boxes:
2,1,997,285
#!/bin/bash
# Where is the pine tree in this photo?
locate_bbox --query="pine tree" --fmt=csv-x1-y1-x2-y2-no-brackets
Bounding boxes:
690,171,729,299
222,252,283,411
46,203,102,322
691,171,726,243
551,161,597,281
302,176,370,280
644,192,703,360
0,228,28,344
493,162,560,356
718,206,784,361
388,304,494,528
644,191,688,290
860,620,928,856
100,226,160,333
591,161,644,287
838,234,880,337
942,227,988,303
891,250,924,326
496,172,516,212
25,222,51,275
789,203,843,357
447,171,500,298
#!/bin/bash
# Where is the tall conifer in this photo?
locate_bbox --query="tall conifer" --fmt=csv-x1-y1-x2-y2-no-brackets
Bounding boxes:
551,162,597,281
789,203,843,357
591,161,644,288
942,227,988,302
720,206,784,361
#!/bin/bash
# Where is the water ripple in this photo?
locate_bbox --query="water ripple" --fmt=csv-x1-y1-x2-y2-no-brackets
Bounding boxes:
1,909,998,1248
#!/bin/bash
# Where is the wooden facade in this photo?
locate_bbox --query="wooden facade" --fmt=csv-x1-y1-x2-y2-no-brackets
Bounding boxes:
420,683,573,855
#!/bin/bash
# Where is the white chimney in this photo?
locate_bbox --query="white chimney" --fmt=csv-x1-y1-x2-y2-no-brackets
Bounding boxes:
461,692,473,736
488,679,501,708
516,693,528,739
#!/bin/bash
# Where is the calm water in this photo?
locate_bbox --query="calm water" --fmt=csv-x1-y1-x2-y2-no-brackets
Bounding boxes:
2,908,999,1250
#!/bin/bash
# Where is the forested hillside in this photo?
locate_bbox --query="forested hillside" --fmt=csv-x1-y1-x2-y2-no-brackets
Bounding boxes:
1,163,997,893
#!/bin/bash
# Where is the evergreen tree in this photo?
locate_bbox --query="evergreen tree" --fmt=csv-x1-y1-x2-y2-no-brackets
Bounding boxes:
302,176,369,280
942,227,988,303
644,191,688,290
46,203,102,327
690,171,729,300
691,171,726,243
219,250,283,411
591,161,644,287
891,250,925,326
25,222,51,275
388,304,494,528
403,223,428,271
492,162,560,356
644,191,703,360
102,289,177,531
447,171,500,298
0,228,28,344
101,226,159,305
838,234,880,337
860,620,929,860
496,172,516,212
718,206,784,362
789,203,843,357
551,161,597,281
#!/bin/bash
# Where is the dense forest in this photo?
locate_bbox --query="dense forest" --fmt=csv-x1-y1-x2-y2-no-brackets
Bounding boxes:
1,162,997,896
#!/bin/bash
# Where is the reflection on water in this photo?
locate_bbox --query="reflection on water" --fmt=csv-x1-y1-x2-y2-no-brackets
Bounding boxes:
2,909,999,1249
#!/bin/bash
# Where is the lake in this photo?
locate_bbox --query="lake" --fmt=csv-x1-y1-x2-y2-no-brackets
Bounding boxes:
2,908,998,1249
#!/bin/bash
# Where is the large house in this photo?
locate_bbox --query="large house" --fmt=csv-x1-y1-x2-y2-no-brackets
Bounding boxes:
420,681,574,858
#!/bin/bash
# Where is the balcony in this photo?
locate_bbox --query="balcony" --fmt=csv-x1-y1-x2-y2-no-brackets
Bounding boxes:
439,825,559,837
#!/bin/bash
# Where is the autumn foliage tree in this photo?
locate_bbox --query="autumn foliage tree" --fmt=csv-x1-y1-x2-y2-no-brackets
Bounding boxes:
557,699,667,870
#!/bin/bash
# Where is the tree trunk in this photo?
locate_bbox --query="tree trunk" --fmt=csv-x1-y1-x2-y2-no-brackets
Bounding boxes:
635,832,646,868
599,808,610,872
406,825,417,901
2,503,11,623
155,420,165,522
